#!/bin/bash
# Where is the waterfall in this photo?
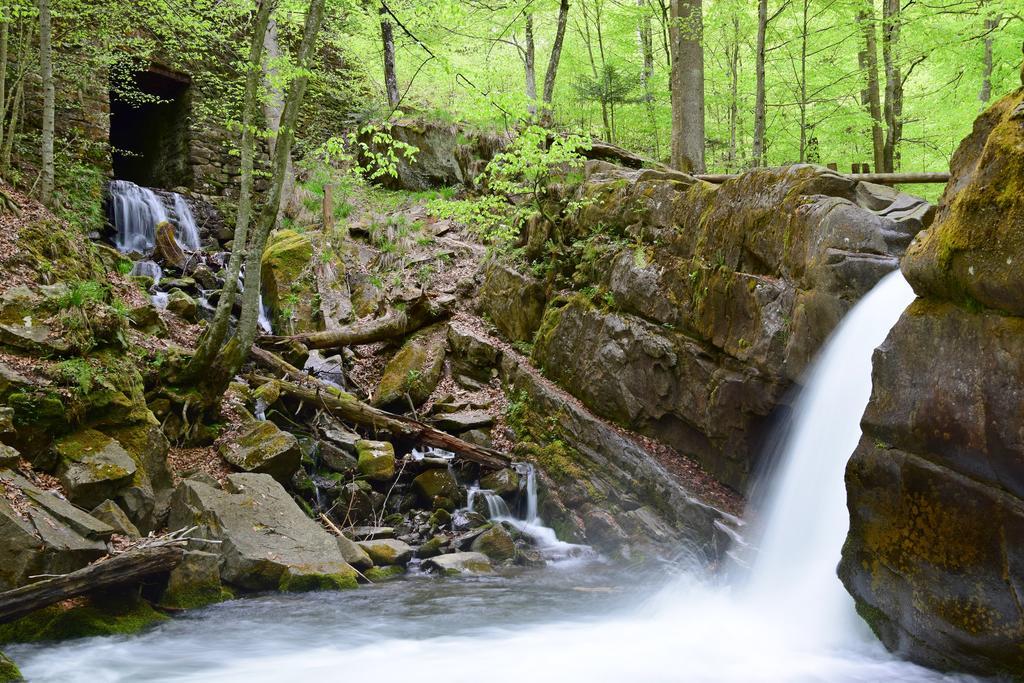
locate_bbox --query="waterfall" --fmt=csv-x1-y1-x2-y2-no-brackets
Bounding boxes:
738,269,917,644
108,180,201,254
171,193,202,251
109,180,168,253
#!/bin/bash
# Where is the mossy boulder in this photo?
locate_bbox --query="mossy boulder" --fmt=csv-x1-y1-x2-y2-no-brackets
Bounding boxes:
373,324,447,410
479,468,519,497
0,445,19,470
355,440,396,483
99,419,174,535
479,262,546,343
159,550,231,610
165,289,197,321
219,420,300,485
0,593,166,644
416,535,448,559
355,538,414,566
470,524,516,562
261,229,318,334
278,563,359,592
412,468,461,508
53,429,137,510
0,652,21,681
363,565,406,582
88,500,140,538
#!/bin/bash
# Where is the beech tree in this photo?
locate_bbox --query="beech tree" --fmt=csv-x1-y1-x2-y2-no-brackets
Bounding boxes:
669,0,704,172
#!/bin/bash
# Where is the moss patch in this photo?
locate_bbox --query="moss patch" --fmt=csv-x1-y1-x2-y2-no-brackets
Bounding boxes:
0,595,167,644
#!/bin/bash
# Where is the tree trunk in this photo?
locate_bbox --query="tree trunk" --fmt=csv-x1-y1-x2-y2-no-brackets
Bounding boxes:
979,14,999,104
798,0,808,162
0,20,27,177
205,0,327,397
727,14,739,169
380,7,400,108
183,0,274,384
540,0,570,125
524,14,537,117
668,0,705,173
0,20,7,158
752,0,767,167
263,16,295,226
858,5,885,173
881,0,902,173
638,0,654,93
37,0,55,206
0,546,183,625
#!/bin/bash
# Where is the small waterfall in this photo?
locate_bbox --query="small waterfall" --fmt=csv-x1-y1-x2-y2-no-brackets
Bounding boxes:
258,297,273,334
151,292,169,310
513,461,538,523
171,193,202,251
108,180,201,254
109,180,168,253
738,270,917,644
466,487,512,519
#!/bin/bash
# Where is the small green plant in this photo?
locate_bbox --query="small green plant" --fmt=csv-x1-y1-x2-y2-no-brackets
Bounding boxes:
116,259,134,275
59,281,107,308
55,358,98,394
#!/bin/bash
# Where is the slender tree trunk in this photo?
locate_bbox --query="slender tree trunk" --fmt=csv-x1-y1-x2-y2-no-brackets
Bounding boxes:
37,0,55,206
858,5,885,173
524,14,537,117
638,0,654,93
798,0,808,162
728,14,739,169
881,0,902,172
580,2,611,142
0,20,8,158
183,0,275,383
540,0,570,125
669,0,705,173
752,0,768,167
380,6,400,108
206,0,327,396
979,14,999,104
1,77,21,175
263,15,295,226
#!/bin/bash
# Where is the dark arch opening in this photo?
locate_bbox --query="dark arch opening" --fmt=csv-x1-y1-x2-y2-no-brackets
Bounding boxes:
110,65,193,188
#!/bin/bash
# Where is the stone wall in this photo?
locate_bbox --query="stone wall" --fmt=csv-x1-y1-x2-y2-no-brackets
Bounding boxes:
481,163,932,492
838,86,1024,677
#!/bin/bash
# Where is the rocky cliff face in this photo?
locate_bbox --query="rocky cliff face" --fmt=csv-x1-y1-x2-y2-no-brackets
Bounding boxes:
483,163,932,490
839,87,1024,677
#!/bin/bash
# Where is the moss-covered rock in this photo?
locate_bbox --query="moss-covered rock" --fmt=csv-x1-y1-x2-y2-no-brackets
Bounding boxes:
412,468,460,508
0,593,166,644
159,550,231,610
363,565,406,582
52,429,137,510
0,651,21,682
261,229,318,334
219,420,300,485
470,524,516,562
422,552,493,576
278,563,358,592
355,538,413,566
355,440,395,483
479,468,519,497
479,262,546,343
415,535,448,559
373,324,447,410
165,289,197,322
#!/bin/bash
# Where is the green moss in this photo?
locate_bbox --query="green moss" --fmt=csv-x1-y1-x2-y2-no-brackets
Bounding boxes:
364,565,406,582
278,568,358,592
0,651,22,681
0,596,167,644
160,583,233,611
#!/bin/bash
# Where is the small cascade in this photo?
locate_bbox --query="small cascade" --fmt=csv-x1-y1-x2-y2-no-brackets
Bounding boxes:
258,296,273,334
171,193,202,251
109,180,168,253
150,292,169,310
129,260,163,284
108,179,201,254
466,487,512,519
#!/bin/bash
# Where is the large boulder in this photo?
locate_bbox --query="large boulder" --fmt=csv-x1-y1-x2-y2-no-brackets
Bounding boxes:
260,229,317,334
0,470,111,591
355,440,395,483
355,538,413,566
159,550,229,610
479,263,547,343
422,552,493,576
373,324,447,410
412,468,460,508
98,419,174,535
470,524,516,562
839,87,1024,678
219,421,301,484
167,473,358,591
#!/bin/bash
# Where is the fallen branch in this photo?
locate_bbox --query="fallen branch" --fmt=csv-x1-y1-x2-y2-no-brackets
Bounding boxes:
259,293,452,352
0,187,21,217
248,371,510,470
0,545,183,624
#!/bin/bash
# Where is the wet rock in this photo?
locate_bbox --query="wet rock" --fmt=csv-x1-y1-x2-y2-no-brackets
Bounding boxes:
191,265,219,290
128,302,168,337
53,429,137,510
422,552,493,576
167,473,357,591
0,445,19,470
355,440,396,483
261,229,317,334
0,651,21,681
373,325,447,410
479,262,546,343
154,221,186,268
159,550,228,609
363,565,405,582
447,323,501,382
89,500,140,538
355,538,414,566
165,289,197,322
219,421,300,485
479,468,519,497
335,535,373,570
412,468,461,508
470,524,516,562
416,534,448,559
0,592,167,644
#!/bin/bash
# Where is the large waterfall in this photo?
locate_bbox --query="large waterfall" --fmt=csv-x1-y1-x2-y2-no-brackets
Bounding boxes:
10,271,971,682
108,179,201,253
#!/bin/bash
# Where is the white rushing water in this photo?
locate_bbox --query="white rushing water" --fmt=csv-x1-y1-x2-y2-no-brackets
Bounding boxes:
109,179,200,253
12,271,975,682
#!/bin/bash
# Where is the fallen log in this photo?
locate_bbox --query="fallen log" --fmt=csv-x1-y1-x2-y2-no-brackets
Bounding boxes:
0,546,183,624
248,371,510,470
259,293,452,352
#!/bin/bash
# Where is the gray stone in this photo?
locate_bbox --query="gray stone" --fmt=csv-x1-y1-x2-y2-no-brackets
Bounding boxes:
89,500,140,538
355,440,395,482
0,444,19,469
52,429,138,510
479,468,519,497
373,325,447,410
160,550,226,609
166,288,197,321
432,411,494,433
219,421,300,484
479,263,546,343
447,323,501,382
335,535,373,570
422,552,493,576
167,473,357,591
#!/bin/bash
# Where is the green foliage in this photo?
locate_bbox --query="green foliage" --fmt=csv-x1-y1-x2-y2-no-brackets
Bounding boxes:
430,125,590,245
58,280,108,309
